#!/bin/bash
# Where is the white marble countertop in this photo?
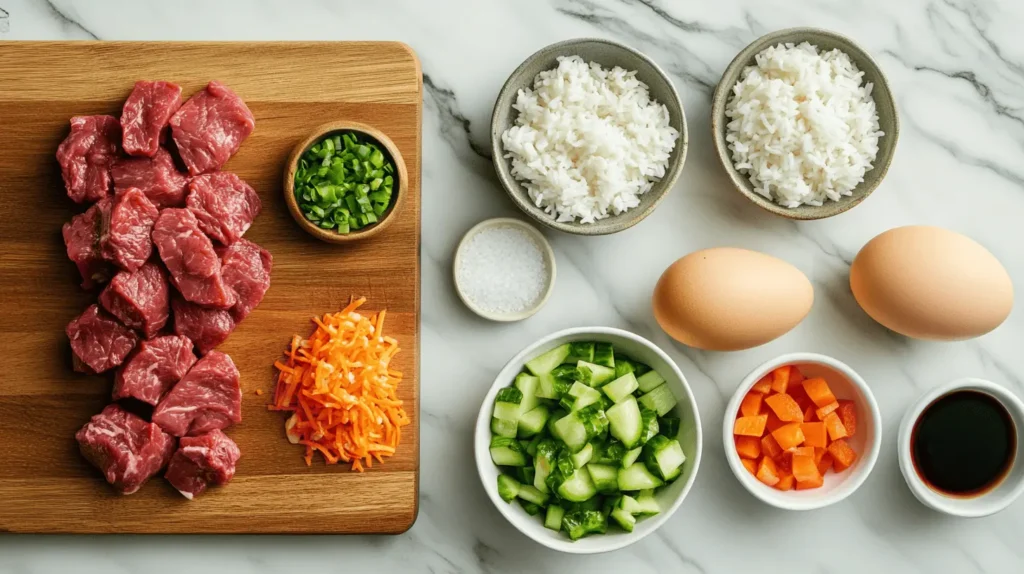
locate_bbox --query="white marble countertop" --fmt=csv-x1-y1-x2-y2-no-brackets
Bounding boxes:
4,0,1024,572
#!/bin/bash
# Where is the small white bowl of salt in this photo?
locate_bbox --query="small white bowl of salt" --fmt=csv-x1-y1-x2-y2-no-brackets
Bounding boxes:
454,218,556,322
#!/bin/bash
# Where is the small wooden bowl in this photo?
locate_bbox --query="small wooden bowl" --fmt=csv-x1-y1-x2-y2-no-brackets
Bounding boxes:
283,120,408,243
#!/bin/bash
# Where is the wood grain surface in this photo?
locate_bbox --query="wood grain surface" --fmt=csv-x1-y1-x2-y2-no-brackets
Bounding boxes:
0,42,421,534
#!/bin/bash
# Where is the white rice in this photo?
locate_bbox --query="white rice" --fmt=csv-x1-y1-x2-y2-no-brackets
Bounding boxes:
725,42,884,208
501,56,679,223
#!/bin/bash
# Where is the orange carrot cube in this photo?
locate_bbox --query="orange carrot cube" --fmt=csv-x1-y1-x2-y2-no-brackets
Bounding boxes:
791,453,819,483
822,411,849,441
751,375,772,394
734,415,768,437
803,377,837,408
796,474,824,490
740,392,765,417
775,473,795,491
756,456,781,487
775,451,792,474
735,436,762,459
837,400,857,437
817,452,834,475
765,393,805,422
815,401,839,420
761,434,783,459
742,457,758,475
789,366,806,386
813,447,826,464
770,366,791,394
772,422,805,451
788,446,815,457
789,382,813,411
828,439,858,472
803,405,817,422
765,410,786,433
801,422,828,448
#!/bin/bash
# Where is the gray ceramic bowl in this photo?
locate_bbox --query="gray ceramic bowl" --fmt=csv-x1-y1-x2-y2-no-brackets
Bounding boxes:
491,38,688,236
711,28,899,220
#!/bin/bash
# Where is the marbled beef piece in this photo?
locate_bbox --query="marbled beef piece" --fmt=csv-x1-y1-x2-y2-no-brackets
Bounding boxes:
113,335,197,406
112,147,189,208
151,209,235,309
164,429,240,500
56,115,121,204
172,296,235,355
102,187,159,273
98,262,170,338
76,404,176,495
185,172,261,245
121,80,183,157
62,196,114,289
66,304,139,374
152,351,241,437
220,238,272,322
169,81,255,175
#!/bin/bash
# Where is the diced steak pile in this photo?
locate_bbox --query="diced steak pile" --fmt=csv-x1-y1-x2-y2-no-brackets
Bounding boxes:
59,80,267,498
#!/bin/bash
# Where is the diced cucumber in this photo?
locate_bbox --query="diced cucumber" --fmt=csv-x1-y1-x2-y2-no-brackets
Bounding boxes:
576,361,616,387
592,440,626,465
602,373,639,404
517,405,550,438
515,466,535,485
493,387,524,421
632,361,652,377
567,341,595,364
621,446,642,469
526,434,543,457
526,343,570,375
557,469,598,502
635,489,661,516
618,494,643,515
614,357,636,380
517,484,549,506
551,413,589,453
536,372,559,399
489,436,528,467
638,407,660,446
593,342,615,368
559,381,602,412
638,383,678,416
534,446,554,494
520,500,542,516
636,370,666,393
617,462,664,491
544,504,565,531
497,474,520,502
610,507,636,532
514,373,540,413
607,396,643,448
586,463,619,494
658,415,681,438
555,448,575,476
570,443,594,468
546,408,567,435
642,435,686,481
491,417,518,438
562,509,607,540
548,364,579,397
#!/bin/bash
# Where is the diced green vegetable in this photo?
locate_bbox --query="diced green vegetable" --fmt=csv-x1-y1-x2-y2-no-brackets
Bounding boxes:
489,436,528,467
602,373,639,404
519,500,543,516
593,343,615,368
493,387,523,421
636,370,666,393
526,344,570,375
638,407,660,446
642,435,686,481
617,462,664,491
517,484,550,506
614,357,636,380
607,396,643,448
618,494,643,515
567,341,595,364
546,408,567,435
559,381,602,412
513,373,541,413
592,440,626,465
490,417,518,438
621,446,643,469
586,463,619,494
562,509,607,540
497,474,520,502
526,434,543,457
576,361,616,387
632,361,652,377
517,405,551,438
635,489,661,516
544,504,565,531
638,384,678,416
658,415,681,438
610,507,636,532
557,469,598,502
517,467,536,486
536,372,559,400
570,443,594,468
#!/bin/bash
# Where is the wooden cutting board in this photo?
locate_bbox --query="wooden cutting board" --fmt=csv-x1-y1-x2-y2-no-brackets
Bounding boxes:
0,42,421,533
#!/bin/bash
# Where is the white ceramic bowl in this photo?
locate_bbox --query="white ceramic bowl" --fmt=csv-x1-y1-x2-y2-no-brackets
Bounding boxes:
474,327,703,554
453,217,556,322
898,378,1024,517
723,353,882,511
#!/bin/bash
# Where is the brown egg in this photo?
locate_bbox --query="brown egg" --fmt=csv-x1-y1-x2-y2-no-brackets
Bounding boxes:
653,248,814,351
850,226,1013,340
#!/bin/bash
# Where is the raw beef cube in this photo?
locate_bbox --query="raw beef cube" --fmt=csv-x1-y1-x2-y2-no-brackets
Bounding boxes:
169,81,255,175
75,404,175,495
185,172,262,245
220,238,272,322
172,297,235,355
62,197,114,289
113,335,197,405
151,209,235,308
98,262,170,338
164,429,240,500
56,115,121,204
102,187,159,273
121,80,183,157
67,304,139,374
112,147,189,207
152,351,241,437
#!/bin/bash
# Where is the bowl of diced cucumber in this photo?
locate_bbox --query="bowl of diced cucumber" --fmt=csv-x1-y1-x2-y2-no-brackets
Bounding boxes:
475,326,702,553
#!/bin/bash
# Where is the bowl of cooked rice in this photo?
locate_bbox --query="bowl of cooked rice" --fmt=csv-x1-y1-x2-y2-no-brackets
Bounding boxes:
491,38,688,236
711,28,899,220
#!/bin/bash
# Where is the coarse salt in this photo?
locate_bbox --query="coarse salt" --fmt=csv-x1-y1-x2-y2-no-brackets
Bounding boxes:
457,225,549,315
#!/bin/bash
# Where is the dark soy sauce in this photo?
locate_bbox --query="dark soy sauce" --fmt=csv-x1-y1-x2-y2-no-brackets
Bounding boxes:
911,390,1016,497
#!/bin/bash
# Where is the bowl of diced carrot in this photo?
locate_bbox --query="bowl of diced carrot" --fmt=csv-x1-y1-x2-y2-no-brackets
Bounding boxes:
723,353,881,510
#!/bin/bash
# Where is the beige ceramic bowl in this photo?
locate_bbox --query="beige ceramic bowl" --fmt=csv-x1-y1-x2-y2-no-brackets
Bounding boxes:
711,28,899,220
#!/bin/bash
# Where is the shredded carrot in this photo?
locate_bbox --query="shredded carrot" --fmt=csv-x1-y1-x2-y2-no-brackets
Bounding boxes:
271,297,408,471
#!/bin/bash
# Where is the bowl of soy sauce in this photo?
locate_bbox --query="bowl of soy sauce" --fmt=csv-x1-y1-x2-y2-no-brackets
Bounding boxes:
898,378,1024,517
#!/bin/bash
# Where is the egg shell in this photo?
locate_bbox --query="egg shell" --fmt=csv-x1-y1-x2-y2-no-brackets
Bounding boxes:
850,226,1013,340
653,247,814,351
